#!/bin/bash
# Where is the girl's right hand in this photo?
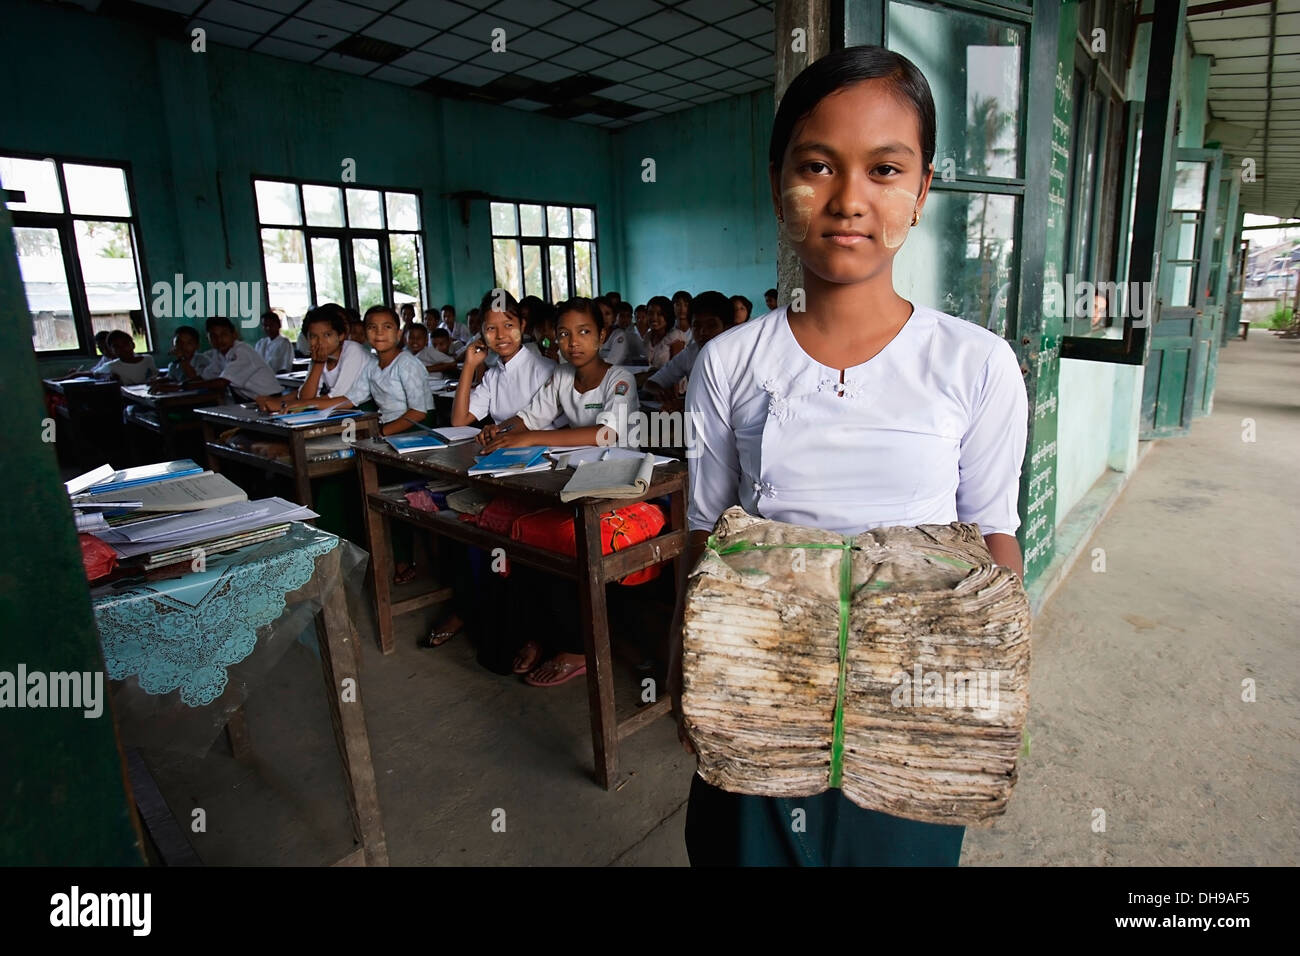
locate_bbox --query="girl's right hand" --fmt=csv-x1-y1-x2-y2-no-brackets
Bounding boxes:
477,422,500,445
463,339,489,370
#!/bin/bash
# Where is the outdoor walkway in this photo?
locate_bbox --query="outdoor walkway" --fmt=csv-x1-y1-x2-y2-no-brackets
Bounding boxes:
145,332,1299,866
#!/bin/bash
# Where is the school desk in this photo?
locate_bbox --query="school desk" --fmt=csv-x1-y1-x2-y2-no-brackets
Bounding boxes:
42,377,124,468
90,522,387,865
120,384,222,459
195,404,378,507
352,438,688,790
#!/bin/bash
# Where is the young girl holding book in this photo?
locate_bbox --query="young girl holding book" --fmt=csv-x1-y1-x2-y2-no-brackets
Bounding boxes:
674,46,1028,866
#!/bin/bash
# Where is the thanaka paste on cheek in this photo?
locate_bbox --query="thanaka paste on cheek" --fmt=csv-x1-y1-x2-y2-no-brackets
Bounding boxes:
879,186,917,249
781,185,815,242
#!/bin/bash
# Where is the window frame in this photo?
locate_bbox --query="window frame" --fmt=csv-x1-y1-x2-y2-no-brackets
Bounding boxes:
4,150,153,357
487,197,599,303
250,175,428,324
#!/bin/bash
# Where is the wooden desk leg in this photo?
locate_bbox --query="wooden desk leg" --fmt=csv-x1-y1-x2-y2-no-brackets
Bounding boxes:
291,431,313,507
202,421,222,474
358,454,396,654
316,547,389,866
576,504,618,789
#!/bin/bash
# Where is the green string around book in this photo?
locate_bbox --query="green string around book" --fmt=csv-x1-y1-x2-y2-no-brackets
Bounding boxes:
683,507,1031,827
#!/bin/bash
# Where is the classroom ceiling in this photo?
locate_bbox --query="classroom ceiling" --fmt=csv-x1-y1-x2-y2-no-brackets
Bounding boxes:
94,0,776,129
1188,0,1300,219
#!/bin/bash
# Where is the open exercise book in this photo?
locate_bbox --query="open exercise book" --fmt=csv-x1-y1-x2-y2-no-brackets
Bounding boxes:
559,449,660,502
72,471,247,512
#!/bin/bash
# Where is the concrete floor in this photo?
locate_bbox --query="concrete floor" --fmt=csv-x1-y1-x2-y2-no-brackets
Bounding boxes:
144,331,1299,866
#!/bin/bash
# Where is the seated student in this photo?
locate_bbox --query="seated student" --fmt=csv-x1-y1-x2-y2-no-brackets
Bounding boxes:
347,316,369,346
56,330,115,379
153,325,212,386
254,310,295,373
449,289,557,429
406,322,457,375
439,303,469,349
644,295,687,369
100,330,158,385
616,301,645,361
764,287,778,312
452,308,484,358
634,303,649,338
672,289,694,343
256,305,366,410
197,316,282,402
477,297,640,686
399,302,416,330
731,294,753,325
641,290,731,408
596,294,633,365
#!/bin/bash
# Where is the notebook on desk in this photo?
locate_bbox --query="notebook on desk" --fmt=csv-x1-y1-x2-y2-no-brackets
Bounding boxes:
467,445,551,477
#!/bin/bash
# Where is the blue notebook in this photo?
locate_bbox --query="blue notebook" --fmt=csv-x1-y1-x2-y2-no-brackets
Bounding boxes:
77,459,204,495
271,407,361,426
386,430,447,455
468,446,549,475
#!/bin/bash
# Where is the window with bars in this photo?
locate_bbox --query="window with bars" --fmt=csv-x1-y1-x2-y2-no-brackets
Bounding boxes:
489,201,597,304
3,154,150,356
253,178,426,336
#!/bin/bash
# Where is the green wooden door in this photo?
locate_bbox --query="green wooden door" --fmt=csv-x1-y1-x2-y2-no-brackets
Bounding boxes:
1141,147,1221,438
1195,166,1239,416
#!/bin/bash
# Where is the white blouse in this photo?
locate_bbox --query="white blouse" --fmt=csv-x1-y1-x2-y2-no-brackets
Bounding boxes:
685,306,1028,538
311,339,369,399
517,364,639,434
466,344,557,424
645,327,687,369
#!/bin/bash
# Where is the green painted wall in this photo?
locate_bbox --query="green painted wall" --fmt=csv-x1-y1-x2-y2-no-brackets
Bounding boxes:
613,91,778,308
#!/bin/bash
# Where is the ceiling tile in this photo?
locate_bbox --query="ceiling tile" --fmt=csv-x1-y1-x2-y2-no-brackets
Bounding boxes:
271,17,348,48
469,49,535,72
133,0,205,13
238,0,300,11
665,81,715,99
191,19,261,48
628,91,674,109
716,7,772,39
751,30,774,50
484,0,571,27
542,9,611,42
316,51,380,74
595,83,649,102
516,59,569,82
598,29,656,57
658,99,697,114
673,26,734,56
738,54,773,79
676,0,753,21
297,0,380,32
672,57,725,81
362,16,436,47
449,11,530,46
507,29,573,59
569,112,609,124
348,0,402,9
440,62,505,85
199,0,283,32
623,109,663,123
391,49,458,74
252,36,323,61
368,63,428,85
420,31,481,58
390,0,476,29
581,0,659,22
603,119,631,129
592,60,652,82
554,46,614,71
627,44,691,70
692,89,732,104
501,97,549,110
627,72,679,92
728,77,770,94
708,40,766,67
631,10,696,41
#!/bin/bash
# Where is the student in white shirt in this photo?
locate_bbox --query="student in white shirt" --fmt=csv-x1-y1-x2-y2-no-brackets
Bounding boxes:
478,296,639,686
452,290,557,427
731,294,754,325
199,316,281,402
644,295,687,369
644,290,731,405
160,326,212,384
597,295,633,366
254,311,295,373
675,46,1028,869
615,302,645,362
257,305,367,411
439,304,469,348
404,323,456,375
101,330,158,385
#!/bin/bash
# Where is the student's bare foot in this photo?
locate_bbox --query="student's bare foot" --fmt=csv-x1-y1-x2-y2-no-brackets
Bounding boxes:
512,640,543,674
393,562,417,585
524,652,587,687
419,613,463,648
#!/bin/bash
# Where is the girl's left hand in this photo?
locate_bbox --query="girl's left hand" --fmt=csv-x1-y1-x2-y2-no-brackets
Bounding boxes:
482,427,536,453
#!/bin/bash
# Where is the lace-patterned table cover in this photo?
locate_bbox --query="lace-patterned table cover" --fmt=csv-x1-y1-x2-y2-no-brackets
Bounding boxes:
90,522,367,754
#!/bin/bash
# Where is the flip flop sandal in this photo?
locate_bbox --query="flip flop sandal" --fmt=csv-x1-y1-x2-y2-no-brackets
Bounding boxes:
418,624,460,649
524,659,588,688
512,640,543,674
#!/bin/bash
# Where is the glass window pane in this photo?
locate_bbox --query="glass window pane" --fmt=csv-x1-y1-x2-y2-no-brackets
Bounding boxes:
1170,264,1194,307
574,241,594,297
1,157,63,213
892,190,1018,337
491,202,517,235
1174,213,1200,259
352,237,384,309
16,226,78,351
74,220,143,350
310,237,345,306
261,228,310,324
889,3,1023,179
493,238,521,299
520,204,545,236
521,244,544,298
385,191,420,231
548,246,570,301
346,188,383,229
389,233,423,317
572,207,594,239
1171,162,1207,211
547,206,570,238
303,184,344,227
255,181,301,225
64,164,132,217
